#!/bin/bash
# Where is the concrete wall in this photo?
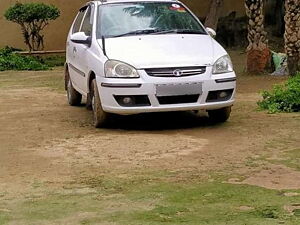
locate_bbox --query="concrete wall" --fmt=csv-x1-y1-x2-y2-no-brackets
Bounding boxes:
0,0,245,50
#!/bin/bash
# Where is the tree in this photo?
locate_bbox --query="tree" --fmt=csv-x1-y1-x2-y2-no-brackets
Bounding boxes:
204,0,224,31
5,3,60,52
284,0,300,76
245,0,270,73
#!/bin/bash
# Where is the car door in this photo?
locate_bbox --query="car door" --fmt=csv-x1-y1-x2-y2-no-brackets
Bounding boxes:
68,6,88,94
71,5,94,94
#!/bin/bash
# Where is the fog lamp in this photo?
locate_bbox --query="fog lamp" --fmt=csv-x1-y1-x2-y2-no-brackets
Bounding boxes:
219,91,228,98
122,97,133,105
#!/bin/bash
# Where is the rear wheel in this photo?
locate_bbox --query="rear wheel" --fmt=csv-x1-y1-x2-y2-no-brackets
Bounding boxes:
208,106,232,123
67,78,82,106
91,79,109,128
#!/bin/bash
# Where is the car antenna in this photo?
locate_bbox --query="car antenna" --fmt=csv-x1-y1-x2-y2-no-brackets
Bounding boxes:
102,36,107,57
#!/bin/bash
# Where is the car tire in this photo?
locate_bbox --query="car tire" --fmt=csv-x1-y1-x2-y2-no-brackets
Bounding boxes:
91,79,109,128
67,78,82,106
86,91,93,110
208,106,232,123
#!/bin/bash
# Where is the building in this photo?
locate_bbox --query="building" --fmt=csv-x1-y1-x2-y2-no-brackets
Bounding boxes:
0,0,245,50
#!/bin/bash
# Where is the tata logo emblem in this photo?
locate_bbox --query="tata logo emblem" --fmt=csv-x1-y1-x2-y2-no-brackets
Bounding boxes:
173,69,183,77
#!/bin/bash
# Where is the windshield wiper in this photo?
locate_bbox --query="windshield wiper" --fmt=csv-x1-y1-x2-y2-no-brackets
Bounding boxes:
110,29,162,38
153,29,206,35
109,29,206,38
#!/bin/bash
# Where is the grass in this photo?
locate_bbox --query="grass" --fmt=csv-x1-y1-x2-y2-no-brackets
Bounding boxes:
267,148,300,171
0,214,9,225
0,69,64,92
0,54,65,92
123,182,300,225
262,136,300,172
40,55,65,67
1,175,300,225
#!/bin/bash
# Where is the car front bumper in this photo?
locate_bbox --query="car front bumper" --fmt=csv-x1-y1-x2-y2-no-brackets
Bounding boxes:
97,68,236,115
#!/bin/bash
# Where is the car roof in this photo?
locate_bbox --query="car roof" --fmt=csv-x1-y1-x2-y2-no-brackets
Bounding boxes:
93,0,179,5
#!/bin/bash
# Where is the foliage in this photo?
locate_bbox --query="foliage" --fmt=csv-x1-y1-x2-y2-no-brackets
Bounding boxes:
258,74,300,113
4,3,60,51
0,47,48,71
39,55,65,67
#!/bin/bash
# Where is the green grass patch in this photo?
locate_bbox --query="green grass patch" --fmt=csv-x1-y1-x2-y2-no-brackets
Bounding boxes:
258,74,300,113
121,182,300,225
2,174,300,225
20,194,103,221
40,55,65,67
0,213,10,225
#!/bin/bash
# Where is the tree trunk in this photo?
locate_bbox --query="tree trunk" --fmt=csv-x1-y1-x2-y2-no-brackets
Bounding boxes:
204,0,224,31
284,0,300,76
245,0,270,73
274,0,285,36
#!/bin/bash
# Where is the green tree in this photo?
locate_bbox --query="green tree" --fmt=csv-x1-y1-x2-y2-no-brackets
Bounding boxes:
4,3,60,52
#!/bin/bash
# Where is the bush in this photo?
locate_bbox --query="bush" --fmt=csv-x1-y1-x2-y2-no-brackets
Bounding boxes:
4,3,60,51
0,47,48,71
258,74,300,113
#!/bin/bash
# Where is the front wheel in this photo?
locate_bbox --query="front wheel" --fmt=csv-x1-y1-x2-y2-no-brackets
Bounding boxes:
208,106,232,123
91,79,109,128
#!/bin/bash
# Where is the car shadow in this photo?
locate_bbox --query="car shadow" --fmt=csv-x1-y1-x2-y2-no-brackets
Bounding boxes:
106,111,223,131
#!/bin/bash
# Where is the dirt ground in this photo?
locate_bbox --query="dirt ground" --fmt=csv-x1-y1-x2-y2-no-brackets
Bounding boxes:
0,54,300,224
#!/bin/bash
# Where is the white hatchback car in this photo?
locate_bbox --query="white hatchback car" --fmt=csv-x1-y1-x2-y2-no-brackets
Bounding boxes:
65,0,236,127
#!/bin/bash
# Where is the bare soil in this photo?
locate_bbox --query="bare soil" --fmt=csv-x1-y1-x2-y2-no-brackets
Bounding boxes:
0,67,299,201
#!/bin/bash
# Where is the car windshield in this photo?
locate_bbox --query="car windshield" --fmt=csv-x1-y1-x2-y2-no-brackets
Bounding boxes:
97,2,206,38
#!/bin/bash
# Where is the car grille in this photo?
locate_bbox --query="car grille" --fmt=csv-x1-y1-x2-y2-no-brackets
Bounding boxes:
145,66,206,77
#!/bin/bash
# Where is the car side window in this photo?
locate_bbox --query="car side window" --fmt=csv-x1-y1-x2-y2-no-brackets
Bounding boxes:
72,7,87,34
81,6,93,36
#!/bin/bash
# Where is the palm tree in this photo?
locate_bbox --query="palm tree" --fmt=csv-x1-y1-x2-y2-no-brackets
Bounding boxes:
245,0,270,73
284,0,300,76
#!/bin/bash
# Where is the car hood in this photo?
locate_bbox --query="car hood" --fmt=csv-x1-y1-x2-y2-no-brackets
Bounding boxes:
98,34,216,69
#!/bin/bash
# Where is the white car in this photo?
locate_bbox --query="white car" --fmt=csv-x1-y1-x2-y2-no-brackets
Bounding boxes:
65,0,236,128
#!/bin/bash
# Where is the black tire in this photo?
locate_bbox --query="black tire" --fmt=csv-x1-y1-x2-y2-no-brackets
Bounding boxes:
86,91,93,110
91,79,109,128
208,106,232,123
67,78,82,106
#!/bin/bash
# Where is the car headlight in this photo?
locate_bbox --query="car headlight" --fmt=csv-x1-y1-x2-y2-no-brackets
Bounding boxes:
212,55,233,74
104,60,139,78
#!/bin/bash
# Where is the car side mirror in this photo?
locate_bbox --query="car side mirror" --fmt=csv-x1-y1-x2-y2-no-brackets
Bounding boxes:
70,32,91,45
206,27,216,38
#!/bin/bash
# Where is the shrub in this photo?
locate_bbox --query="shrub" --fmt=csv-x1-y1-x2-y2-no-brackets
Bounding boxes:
4,3,60,51
258,74,300,113
0,47,48,71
